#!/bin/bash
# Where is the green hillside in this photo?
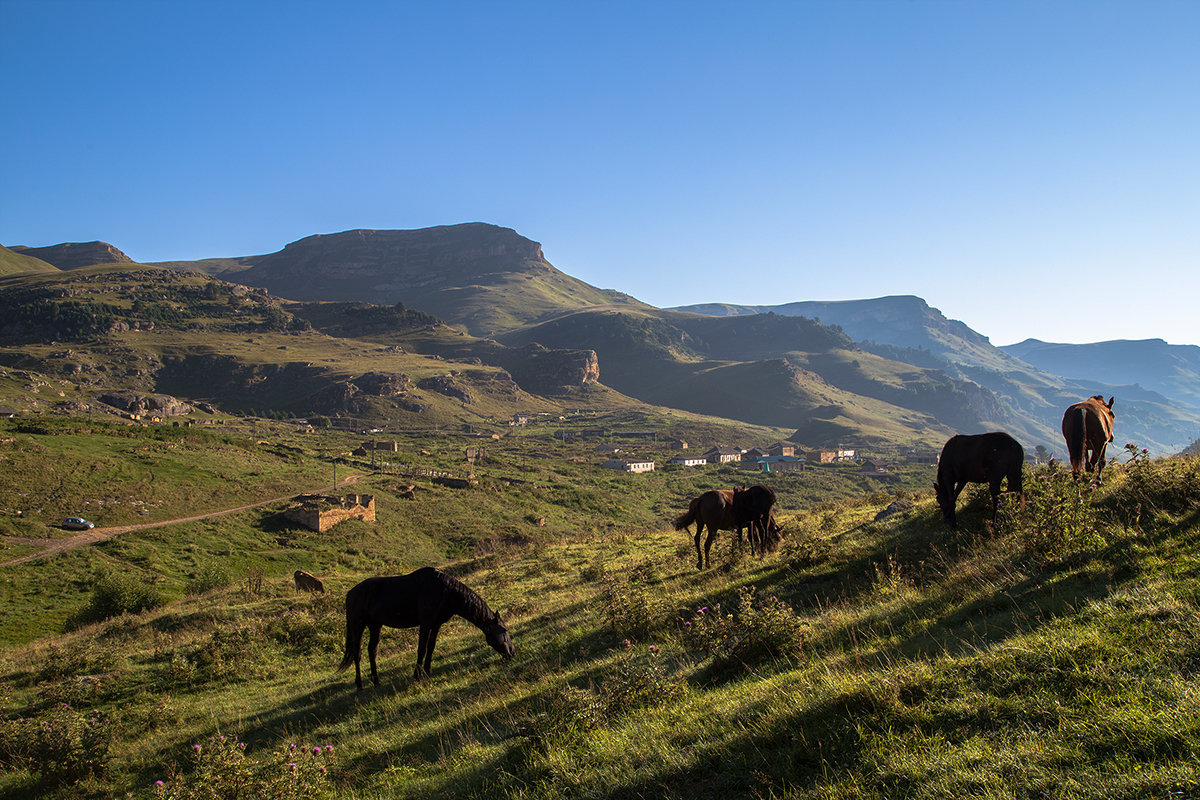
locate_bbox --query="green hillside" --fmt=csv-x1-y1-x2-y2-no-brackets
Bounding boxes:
1,420,1197,799
496,307,1018,448
0,244,57,276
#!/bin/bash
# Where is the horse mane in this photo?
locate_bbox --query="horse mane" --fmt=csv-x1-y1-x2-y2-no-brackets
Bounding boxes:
439,570,498,629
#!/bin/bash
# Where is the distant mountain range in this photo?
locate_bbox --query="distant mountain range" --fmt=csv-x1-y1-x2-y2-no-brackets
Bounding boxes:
4,224,1197,454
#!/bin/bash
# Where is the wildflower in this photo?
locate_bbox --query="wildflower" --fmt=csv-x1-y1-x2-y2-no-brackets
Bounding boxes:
313,746,321,755
325,745,334,752
684,620,691,627
155,780,164,787
621,639,631,649
290,743,297,749
288,762,297,770
648,644,659,654
193,744,202,752
699,606,708,613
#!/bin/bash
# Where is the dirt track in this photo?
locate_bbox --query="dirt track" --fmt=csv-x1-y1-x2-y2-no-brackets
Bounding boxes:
0,476,359,568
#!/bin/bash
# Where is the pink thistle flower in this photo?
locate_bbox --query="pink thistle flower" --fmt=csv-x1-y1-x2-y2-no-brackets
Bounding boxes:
313,746,321,755
155,780,164,787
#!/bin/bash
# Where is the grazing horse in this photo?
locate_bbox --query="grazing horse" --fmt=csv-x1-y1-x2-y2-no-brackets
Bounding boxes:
675,487,782,570
733,484,781,556
1062,395,1115,484
293,570,325,594
338,567,515,690
934,432,1024,529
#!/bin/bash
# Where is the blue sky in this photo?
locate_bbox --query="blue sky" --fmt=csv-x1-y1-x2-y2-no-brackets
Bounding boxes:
3,0,1198,347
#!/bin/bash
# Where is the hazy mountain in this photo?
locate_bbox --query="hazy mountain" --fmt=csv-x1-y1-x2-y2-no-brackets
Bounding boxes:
156,223,648,337
1004,338,1200,413
673,296,1200,454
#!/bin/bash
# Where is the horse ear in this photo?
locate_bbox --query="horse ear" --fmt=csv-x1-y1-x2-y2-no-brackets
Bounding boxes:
493,610,502,623
1107,397,1114,409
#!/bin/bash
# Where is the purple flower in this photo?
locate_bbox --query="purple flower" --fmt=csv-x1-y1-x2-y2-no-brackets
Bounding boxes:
699,606,708,613
313,746,321,755
193,744,202,752
325,745,334,752
621,639,631,648
155,780,164,787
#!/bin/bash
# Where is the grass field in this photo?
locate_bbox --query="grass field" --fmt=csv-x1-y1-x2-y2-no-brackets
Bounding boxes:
1,422,1198,799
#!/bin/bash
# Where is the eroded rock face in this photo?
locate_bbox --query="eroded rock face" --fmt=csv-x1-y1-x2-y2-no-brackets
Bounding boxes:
355,371,412,396
497,343,599,394
97,391,193,417
416,374,474,404
14,242,134,269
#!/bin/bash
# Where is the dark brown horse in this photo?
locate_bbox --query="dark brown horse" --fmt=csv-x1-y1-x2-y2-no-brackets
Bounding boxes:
1062,395,1115,484
933,432,1024,529
338,567,514,690
675,487,781,570
733,484,780,556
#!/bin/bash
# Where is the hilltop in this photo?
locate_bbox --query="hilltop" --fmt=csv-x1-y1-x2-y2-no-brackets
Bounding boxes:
155,223,649,337
10,241,133,270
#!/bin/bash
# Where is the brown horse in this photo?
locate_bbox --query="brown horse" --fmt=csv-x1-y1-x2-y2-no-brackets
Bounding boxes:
1062,395,1115,484
933,432,1024,529
338,567,514,689
674,487,782,570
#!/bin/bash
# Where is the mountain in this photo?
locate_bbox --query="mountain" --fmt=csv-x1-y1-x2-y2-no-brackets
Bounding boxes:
674,296,1200,455
495,306,1009,448
674,295,1016,372
11,241,133,269
0,245,58,276
1003,338,1200,414
157,223,649,337
0,264,628,428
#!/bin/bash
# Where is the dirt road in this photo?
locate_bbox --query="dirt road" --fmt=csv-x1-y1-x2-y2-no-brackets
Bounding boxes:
0,476,359,567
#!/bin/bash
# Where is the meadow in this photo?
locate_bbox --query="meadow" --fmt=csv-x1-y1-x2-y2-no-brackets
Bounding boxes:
0,414,1198,798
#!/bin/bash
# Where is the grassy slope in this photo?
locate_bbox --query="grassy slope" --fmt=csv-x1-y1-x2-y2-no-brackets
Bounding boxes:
0,245,57,276
1,438,1199,798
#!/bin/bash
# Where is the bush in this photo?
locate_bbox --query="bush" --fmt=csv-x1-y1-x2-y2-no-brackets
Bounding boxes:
66,573,165,629
683,585,806,669
600,568,668,640
598,643,684,715
149,733,335,800
185,564,231,596
1000,461,1103,563
0,703,112,784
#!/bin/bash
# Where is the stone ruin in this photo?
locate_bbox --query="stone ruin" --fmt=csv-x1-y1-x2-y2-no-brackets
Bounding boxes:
284,493,376,533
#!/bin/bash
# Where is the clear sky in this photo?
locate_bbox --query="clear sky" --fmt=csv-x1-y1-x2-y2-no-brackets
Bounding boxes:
3,0,1197,347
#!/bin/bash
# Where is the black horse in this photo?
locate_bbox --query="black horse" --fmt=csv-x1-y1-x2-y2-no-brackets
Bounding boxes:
732,484,781,556
934,432,1024,529
338,567,515,689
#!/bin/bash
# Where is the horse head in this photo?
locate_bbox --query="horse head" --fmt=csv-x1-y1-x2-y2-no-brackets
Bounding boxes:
484,610,516,659
933,480,955,526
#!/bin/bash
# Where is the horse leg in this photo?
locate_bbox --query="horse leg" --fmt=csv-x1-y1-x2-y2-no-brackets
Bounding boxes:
415,624,431,679
1095,441,1109,484
694,526,704,571
423,624,441,676
703,524,716,570
367,623,382,687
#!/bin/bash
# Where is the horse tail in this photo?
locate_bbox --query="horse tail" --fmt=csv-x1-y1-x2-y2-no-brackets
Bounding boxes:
674,497,701,531
1066,406,1086,474
337,594,363,672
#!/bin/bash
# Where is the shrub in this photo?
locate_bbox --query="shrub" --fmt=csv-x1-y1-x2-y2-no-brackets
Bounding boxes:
683,585,806,669
185,564,231,596
600,569,667,640
0,703,112,784
66,573,165,629
597,643,684,715
1000,461,1103,563
150,733,335,800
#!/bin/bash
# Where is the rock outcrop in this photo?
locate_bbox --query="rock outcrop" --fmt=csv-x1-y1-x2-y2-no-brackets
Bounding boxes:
97,391,193,417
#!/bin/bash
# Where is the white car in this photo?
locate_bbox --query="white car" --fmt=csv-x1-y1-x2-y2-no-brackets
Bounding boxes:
61,517,95,531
